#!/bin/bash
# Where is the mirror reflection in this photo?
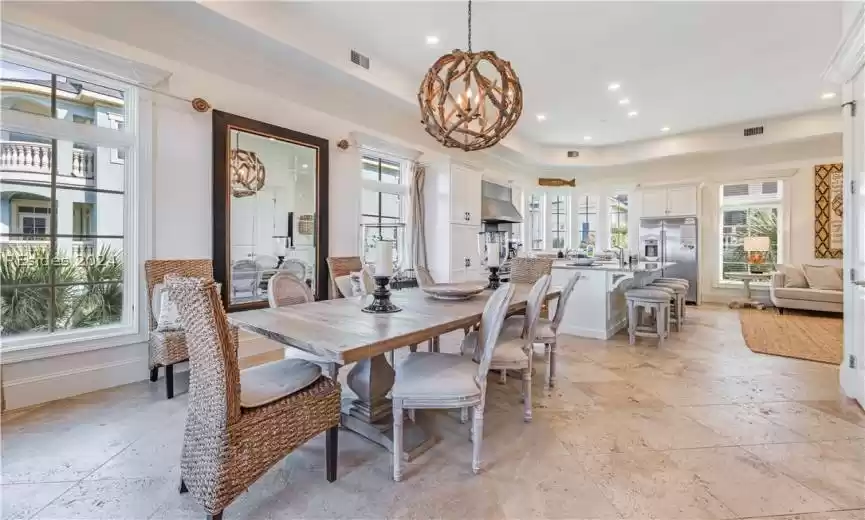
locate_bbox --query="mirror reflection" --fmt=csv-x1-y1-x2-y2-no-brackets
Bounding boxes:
228,129,317,306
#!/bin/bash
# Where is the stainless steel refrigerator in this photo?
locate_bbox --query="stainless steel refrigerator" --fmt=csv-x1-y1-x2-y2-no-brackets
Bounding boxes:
639,217,699,303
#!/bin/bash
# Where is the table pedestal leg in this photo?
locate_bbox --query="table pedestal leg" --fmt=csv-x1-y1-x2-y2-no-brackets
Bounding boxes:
341,353,437,461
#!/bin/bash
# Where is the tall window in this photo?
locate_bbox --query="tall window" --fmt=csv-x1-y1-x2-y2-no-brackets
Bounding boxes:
1,55,137,342
549,195,569,249
608,194,629,250
361,155,407,266
576,195,599,252
719,180,783,282
527,193,544,251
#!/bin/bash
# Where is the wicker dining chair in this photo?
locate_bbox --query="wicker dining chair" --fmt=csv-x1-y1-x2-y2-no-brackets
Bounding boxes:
145,259,238,399
508,257,554,283
326,256,363,298
268,272,339,379
168,277,341,520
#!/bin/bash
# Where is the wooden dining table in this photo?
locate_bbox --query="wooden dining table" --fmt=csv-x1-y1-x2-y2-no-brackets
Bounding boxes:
228,284,560,460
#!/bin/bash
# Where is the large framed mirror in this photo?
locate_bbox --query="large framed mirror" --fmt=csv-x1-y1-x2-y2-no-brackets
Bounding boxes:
213,110,329,312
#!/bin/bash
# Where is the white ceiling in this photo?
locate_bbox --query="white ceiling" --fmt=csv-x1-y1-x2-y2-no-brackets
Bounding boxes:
284,1,842,147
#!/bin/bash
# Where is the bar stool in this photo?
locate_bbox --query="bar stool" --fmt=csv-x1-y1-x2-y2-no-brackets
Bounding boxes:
647,281,687,331
654,278,690,319
625,289,671,346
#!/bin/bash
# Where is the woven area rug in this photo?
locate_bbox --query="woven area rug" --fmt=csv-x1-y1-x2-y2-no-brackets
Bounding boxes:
738,309,843,364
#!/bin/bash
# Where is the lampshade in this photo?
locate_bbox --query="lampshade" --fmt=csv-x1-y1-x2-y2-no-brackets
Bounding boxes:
743,236,770,252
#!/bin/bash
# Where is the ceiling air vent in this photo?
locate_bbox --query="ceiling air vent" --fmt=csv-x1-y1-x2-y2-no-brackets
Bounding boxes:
743,125,764,137
566,150,580,158
350,50,370,70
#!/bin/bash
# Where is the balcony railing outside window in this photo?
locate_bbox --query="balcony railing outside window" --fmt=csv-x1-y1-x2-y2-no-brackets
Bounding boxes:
1,141,95,178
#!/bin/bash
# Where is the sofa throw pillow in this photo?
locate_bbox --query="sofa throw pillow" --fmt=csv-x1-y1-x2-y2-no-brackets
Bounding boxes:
802,264,843,291
779,264,808,288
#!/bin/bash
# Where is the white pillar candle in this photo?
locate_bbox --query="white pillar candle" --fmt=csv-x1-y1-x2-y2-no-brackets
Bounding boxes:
375,241,394,277
487,241,500,267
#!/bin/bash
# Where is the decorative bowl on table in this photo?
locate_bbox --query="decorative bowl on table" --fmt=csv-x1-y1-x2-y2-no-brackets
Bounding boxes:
571,257,596,266
421,282,487,300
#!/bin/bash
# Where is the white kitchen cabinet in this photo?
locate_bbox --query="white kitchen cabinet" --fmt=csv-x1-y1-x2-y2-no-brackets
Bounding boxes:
424,159,486,283
640,189,669,218
666,185,698,216
640,185,699,217
450,165,482,225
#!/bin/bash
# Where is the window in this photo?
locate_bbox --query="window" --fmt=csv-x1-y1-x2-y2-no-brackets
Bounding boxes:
576,195,599,252
527,193,544,251
609,194,629,249
719,180,783,282
549,194,569,249
361,155,407,267
1,54,137,343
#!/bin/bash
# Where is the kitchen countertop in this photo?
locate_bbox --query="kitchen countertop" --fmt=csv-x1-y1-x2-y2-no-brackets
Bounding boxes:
551,260,675,273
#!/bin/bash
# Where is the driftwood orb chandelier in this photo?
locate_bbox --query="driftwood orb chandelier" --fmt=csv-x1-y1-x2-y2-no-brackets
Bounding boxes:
418,0,523,152
230,148,266,198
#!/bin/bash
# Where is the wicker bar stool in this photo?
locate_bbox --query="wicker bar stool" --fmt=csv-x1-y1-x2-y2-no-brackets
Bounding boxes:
647,281,687,332
626,288,671,346
169,277,341,520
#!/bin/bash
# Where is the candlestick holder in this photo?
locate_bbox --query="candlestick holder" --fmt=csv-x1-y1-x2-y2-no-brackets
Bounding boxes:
362,275,402,313
487,266,501,290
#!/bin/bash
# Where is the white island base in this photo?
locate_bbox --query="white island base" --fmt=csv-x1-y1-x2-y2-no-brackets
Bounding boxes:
550,261,672,340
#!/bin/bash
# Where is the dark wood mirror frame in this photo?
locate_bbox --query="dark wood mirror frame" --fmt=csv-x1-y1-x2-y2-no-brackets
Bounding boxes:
212,110,329,312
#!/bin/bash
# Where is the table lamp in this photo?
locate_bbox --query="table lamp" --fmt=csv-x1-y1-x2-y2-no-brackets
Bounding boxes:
743,236,770,272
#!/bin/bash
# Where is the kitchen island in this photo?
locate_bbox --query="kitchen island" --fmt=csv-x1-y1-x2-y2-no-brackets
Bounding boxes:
550,260,674,339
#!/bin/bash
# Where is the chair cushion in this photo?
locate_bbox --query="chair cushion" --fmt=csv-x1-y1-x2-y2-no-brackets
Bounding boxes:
334,275,355,298
655,277,689,287
648,282,686,294
626,289,671,302
773,287,842,304
778,264,809,288
240,358,322,409
391,352,480,400
802,264,843,291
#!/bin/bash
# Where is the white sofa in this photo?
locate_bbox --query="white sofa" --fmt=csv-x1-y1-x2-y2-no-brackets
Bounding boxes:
770,264,843,314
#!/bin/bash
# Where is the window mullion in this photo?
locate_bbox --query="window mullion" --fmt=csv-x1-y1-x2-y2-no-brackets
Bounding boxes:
48,73,58,333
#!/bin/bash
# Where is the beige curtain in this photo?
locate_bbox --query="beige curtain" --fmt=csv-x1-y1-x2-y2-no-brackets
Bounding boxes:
410,163,428,269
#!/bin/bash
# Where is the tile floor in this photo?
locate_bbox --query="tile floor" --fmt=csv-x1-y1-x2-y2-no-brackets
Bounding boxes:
2,305,863,520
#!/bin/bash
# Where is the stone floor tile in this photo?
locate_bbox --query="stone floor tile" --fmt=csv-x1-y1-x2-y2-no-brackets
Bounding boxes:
1,482,76,520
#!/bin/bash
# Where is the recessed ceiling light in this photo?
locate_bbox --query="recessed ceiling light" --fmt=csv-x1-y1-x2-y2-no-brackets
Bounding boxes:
608,82,620,91
821,92,837,100
583,135,592,141
618,98,630,105
536,114,547,121
628,111,639,118
302,164,308,168
425,35,440,45
661,126,670,132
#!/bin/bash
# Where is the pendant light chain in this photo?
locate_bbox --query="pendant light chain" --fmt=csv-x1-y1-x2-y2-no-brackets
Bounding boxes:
467,0,472,53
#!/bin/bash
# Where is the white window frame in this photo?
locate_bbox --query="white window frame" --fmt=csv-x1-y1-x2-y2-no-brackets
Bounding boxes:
549,193,570,250
0,44,152,360
717,180,785,286
608,194,629,250
107,113,125,164
359,152,410,268
527,192,546,251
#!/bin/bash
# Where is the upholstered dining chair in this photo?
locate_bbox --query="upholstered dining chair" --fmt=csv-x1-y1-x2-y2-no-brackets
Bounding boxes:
390,283,516,481
145,259,239,399
504,273,581,389
461,275,552,423
168,277,341,520
268,272,339,379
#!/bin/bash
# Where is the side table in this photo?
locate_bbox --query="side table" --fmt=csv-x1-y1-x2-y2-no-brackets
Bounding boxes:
725,272,770,309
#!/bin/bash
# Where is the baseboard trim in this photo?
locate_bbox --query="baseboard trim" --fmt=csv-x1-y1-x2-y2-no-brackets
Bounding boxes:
3,356,148,410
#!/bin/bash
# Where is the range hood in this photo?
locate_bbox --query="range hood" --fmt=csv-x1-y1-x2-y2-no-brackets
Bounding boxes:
481,181,523,224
